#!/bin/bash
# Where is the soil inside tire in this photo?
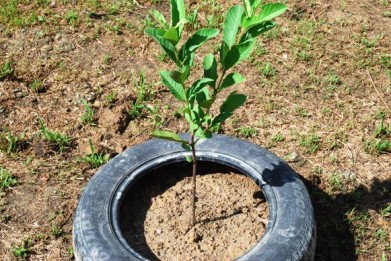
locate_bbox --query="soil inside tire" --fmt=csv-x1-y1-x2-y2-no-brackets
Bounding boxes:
119,162,268,261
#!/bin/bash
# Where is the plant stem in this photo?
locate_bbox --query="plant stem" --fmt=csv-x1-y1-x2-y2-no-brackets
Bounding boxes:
190,132,197,227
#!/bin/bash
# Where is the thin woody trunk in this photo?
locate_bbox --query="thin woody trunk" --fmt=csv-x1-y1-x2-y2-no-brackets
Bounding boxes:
190,133,197,227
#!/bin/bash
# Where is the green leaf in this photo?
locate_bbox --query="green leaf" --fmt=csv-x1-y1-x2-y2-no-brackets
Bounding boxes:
211,91,247,127
180,65,190,83
223,5,244,48
179,28,219,64
220,72,245,90
258,3,287,22
152,130,188,144
170,0,186,35
193,86,211,110
145,28,178,65
203,54,218,87
242,3,286,29
220,91,247,113
250,0,262,12
223,39,255,70
185,155,193,162
163,27,180,45
188,78,214,98
243,0,252,17
184,110,200,132
169,70,182,84
200,98,214,109
160,71,186,101
195,128,212,139
240,21,276,42
150,10,168,29
220,42,229,68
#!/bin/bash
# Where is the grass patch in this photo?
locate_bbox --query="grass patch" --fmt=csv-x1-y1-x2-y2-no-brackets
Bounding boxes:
0,132,28,153
38,118,70,152
299,133,321,154
78,139,108,168
0,167,17,190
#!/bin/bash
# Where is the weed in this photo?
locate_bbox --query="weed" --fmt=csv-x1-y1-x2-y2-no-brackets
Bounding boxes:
80,99,96,126
340,0,345,12
186,7,199,30
374,228,387,242
294,105,311,118
0,0,22,27
360,33,382,53
24,156,33,166
299,133,321,153
272,133,285,143
291,36,312,61
68,247,74,258
0,167,17,190
325,71,341,86
65,10,78,26
38,118,70,152
380,55,391,69
329,153,338,163
0,60,15,80
329,172,343,191
345,208,376,249
329,129,348,150
365,139,391,154
107,3,120,15
129,71,155,119
239,127,257,138
249,41,267,63
50,221,63,238
78,139,108,168
103,54,112,65
374,112,390,138
105,23,122,34
379,203,391,217
11,238,32,259
264,27,280,39
260,62,276,78
0,132,27,153
29,79,45,93
365,113,391,154
104,90,117,106
149,103,164,128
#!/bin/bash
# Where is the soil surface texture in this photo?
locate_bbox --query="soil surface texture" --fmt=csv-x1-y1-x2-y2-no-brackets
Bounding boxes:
120,163,268,261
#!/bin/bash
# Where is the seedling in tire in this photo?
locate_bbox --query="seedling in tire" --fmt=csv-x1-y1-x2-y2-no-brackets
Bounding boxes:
146,0,286,229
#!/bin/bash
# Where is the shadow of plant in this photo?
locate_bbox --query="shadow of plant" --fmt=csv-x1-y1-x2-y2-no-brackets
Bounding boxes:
303,177,390,261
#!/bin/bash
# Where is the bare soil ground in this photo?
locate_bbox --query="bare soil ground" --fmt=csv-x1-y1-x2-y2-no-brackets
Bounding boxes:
0,0,390,260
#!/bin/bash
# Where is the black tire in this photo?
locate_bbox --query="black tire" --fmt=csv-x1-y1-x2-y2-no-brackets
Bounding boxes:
73,134,316,261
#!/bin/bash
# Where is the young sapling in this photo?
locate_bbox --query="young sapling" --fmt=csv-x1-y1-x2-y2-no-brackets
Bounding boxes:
146,0,286,229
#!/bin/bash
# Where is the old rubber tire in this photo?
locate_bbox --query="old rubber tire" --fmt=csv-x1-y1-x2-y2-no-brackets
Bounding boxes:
73,134,316,261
